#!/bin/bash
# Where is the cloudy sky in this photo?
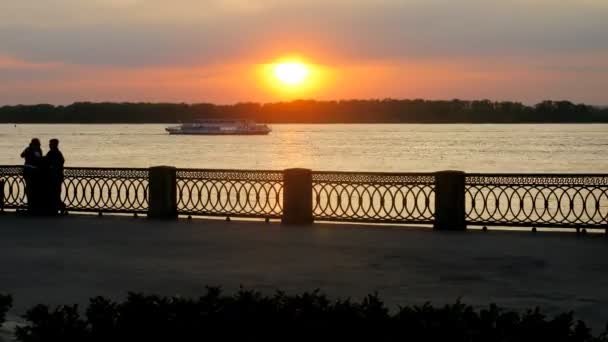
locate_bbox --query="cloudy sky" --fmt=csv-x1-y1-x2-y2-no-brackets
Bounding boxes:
1,0,607,105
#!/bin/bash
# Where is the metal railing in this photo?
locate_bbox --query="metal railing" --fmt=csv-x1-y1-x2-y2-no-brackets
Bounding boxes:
2,165,608,230
0,166,149,213
312,171,435,224
176,169,283,218
0,166,26,209
63,167,149,213
466,174,608,228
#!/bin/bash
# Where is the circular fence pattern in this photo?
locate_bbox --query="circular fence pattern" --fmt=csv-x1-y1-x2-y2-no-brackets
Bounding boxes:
466,175,608,227
62,168,149,212
312,172,435,223
177,169,283,218
0,166,27,209
3,166,608,229
1,167,149,212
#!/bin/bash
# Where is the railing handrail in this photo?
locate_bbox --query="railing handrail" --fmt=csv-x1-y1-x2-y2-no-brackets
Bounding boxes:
176,168,283,174
5,166,607,177
64,166,150,172
0,165,150,172
313,170,437,176
467,173,608,177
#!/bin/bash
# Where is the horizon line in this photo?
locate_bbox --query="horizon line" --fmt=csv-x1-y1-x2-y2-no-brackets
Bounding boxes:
2,98,607,108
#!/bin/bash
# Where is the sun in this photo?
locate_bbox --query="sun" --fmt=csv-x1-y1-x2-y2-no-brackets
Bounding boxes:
273,62,310,86
260,57,324,95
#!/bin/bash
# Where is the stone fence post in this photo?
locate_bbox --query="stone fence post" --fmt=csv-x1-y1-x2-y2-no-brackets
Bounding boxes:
282,168,313,225
0,180,4,211
148,166,177,219
434,170,466,230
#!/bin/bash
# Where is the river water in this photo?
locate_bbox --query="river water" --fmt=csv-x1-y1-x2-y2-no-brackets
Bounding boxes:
0,124,606,173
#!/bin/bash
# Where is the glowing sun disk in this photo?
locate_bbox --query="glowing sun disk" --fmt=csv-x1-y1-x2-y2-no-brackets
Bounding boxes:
273,62,310,86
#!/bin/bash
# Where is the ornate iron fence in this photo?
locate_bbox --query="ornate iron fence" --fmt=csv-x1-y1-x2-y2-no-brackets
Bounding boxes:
3,164,608,230
62,167,149,213
312,171,436,224
0,166,149,213
466,174,608,228
0,166,27,209
176,169,283,218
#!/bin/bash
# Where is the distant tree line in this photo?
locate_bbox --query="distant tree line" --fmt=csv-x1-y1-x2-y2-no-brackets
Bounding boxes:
1,99,607,123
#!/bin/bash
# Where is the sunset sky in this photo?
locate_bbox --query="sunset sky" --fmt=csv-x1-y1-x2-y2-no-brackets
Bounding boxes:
1,0,607,105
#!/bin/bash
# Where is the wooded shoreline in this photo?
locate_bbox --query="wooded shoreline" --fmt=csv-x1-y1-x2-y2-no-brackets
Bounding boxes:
1,99,607,123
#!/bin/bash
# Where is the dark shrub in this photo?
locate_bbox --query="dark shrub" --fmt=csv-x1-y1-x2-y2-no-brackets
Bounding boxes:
10,289,608,342
15,304,88,342
0,294,12,326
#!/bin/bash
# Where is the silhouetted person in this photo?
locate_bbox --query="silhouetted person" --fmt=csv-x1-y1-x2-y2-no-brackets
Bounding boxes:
20,138,43,213
45,139,65,214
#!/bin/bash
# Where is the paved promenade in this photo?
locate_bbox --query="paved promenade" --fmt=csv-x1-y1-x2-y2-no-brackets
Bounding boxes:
1,214,608,330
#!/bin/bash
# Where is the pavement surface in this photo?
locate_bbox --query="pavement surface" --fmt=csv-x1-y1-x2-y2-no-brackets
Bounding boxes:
1,213,608,333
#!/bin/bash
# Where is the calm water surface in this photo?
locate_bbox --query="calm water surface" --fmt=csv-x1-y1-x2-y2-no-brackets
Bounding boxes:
0,124,606,173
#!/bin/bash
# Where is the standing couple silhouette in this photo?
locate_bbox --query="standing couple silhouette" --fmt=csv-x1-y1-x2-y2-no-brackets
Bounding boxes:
20,138,65,215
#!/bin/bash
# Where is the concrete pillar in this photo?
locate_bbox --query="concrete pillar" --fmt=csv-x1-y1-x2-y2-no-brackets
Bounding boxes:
148,166,177,219
282,168,313,225
0,180,4,211
434,170,466,230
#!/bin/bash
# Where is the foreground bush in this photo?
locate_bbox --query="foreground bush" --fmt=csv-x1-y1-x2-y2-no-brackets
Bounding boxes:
0,294,12,327
12,288,608,342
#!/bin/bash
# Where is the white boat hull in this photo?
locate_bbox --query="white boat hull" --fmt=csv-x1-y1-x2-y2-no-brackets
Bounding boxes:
166,130,270,135
165,119,271,135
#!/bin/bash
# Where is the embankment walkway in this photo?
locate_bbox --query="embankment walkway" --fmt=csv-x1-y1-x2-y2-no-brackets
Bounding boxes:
1,214,608,328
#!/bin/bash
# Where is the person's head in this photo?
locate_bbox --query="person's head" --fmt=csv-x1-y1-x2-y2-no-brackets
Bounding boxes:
30,138,40,148
49,138,59,150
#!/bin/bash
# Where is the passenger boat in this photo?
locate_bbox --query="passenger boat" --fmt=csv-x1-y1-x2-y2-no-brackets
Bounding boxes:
165,120,271,135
